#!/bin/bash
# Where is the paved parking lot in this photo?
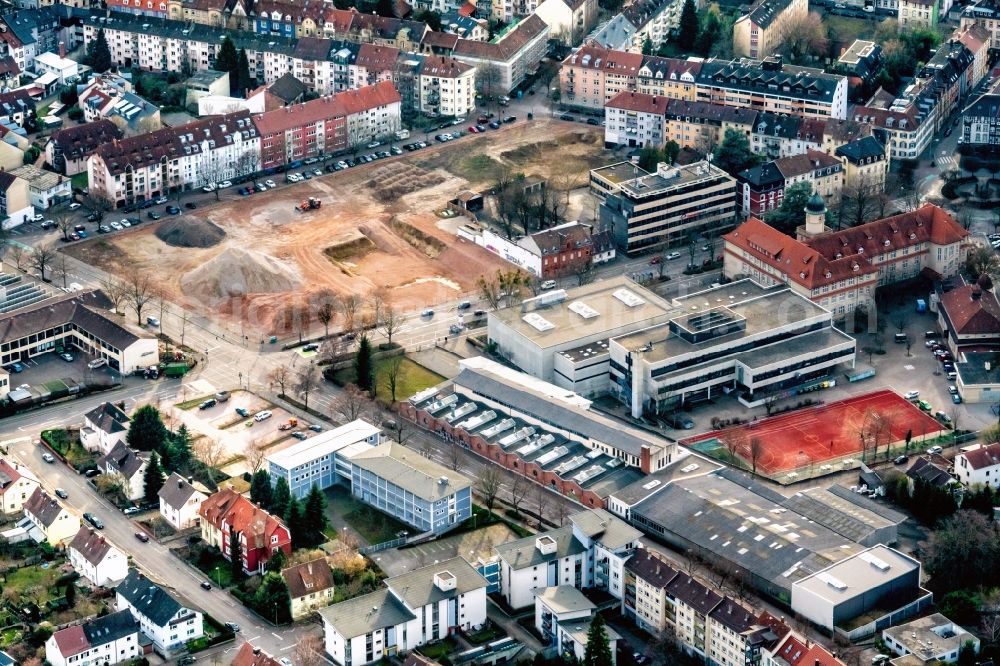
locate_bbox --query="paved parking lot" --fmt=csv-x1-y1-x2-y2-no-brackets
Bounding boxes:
10,349,121,389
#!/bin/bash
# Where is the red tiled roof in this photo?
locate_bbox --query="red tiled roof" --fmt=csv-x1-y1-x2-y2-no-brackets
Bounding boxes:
337,80,401,115
958,24,990,53
420,56,473,78
940,284,1000,335
324,7,356,32
773,150,841,179
199,488,289,551
281,558,335,598
960,442,1000,470
0,459,25,495
422,31,460,50
356,43,401,71
606,90,669,114
232,642,283,666
457,2,476,15
253,81,400,136
563,45,644,75
52,625,88,658
453,14,547,61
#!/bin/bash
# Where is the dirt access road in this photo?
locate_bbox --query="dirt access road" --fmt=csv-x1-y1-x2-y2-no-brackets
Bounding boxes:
67,118,608,335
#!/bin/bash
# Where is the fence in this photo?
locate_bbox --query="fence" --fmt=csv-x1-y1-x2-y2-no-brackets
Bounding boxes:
359,536,407,555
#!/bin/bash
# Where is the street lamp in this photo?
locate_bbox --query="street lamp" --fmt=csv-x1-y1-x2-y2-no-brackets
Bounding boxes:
213,566,221,587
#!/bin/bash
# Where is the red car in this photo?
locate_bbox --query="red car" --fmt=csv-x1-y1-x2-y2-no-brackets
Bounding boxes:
468,126,479,133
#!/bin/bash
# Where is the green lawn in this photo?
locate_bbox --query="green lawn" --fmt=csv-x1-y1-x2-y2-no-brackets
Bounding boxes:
418,637,459,661
3,561,63,604
70,172,88,191
325,486,411,545
189,547,241,589
333,357,444,400
825,14,878,45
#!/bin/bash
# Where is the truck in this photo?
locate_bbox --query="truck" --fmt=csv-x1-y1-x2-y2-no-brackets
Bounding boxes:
296,197,322,212
163,362,189,378
277,418,299,431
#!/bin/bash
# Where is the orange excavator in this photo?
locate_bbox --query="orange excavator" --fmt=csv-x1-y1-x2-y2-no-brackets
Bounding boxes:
296,197,322,212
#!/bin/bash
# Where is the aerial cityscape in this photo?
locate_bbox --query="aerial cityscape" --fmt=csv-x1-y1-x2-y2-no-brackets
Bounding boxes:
0,0,999,664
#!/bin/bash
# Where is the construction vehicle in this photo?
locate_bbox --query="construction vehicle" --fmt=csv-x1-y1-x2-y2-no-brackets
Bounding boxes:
163,362,189,378
277,418,299,431
296,197,322,212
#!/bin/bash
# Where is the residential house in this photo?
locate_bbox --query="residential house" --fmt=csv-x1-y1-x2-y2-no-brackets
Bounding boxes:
80,402,130,455
736,150,844,217
722,204,969,315
33,51,78,85
158,472,206,530
962,0,1000,55
535,585,596,647
0,90,36,127
320,557,488,666
46,120,124,176
937,283,1000,354
961,90,1000,149
733,0,809,59
836,40,883,100
835,134,890,194
0,126,29,173
907,455,960,490
0,171,34,230
957,24,991,91
283,558,336,620
603,91,669,148
115,569,204,655
79,75,161,136
0,459,40,515
882,613,979,663
199,487,292,574
23,487,80,546
97,442,148,503
231,642,283,666
955,442,1000,487
559,46,644,113
68,526,129,587
518,221,596,279
44,610,141,666
9,165,71,210
534,0,598,46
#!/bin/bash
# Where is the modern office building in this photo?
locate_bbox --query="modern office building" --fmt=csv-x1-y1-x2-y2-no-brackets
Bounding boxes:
608,279,856,415
349,442,473,535
599,161,738,255
266,420,381,499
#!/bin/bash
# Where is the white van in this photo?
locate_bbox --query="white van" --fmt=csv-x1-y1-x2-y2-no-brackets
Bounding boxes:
87,358,107,370
254,410,273,422
540,280,557,290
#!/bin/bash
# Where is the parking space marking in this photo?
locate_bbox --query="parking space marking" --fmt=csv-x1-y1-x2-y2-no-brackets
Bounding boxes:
904,365,915,370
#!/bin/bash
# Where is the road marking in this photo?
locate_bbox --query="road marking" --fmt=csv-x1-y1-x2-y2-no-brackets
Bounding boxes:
271,632,282,640
247,635,261,641
280,645,295,651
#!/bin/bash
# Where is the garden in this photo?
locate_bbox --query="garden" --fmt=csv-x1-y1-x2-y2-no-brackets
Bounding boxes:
40,428,97,472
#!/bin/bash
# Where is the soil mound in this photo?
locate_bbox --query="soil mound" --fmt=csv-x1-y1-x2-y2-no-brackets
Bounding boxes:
155,216,226,248
180,247,301,304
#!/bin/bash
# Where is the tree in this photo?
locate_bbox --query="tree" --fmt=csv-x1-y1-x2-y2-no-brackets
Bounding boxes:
354,334,376,395
143,451,165,504
170,424,192,469
229,526,243,579
765,182,813,235
244,439,266,475
939,590,979,625
678,0,699,52
476,63,503,106
7,245,25,272
30,245,55,281
314,290,338,339
236,49,251,98
83,192,114,223
714,128,760,176
272,476,292,519
340,294,360,333
99,276,128,314
296,363,319,411
637,146,663,172
88,28,112,73
382,355,404,402
749,437,763,477
268,366,291,395
839,175,882,228
719,427,747,469
252,571,291,624
375,0,395,16
215,37,240,95
285,498,307,549
127,405,169,451
124,269,155,326
779,12,828,63
293,635,325,666
415,9,443,30
925,510,1000,592
195,438,225,485
265,548,287,574
250,470,273,510
303,484,330,547
378,306,402,346
509,474,529,516
52,252,70,290
448,440,463,472
64,581,76,608
55,213,74,242
642,36,655,55
583,612,614,666
332,384,373,422
477,466,503,516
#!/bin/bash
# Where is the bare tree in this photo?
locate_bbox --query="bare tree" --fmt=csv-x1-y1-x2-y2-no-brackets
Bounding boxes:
378,306,403,346
340,294,360,334
749,437,763,477
575,262,596,286
778,11,828,62
7,245,25,272
763,393,781,416
476,465,503,516
509,473,529,516
448,440,462,472
267,365,291,395
314,290,338,339
838,177,880,228
382,355,404,402
384,413,414,445
55,213,74,242
296,363,319,411
234,148,261,185
475,62,503,107
534,483,546,526
123,269,155,325
332,383,372,421
83,192,114,222
195,438,226,484
719,427,747,468
293,635,324,666
31,245,55,281
52,252,70,289
243,439,266,475
100,276,128,314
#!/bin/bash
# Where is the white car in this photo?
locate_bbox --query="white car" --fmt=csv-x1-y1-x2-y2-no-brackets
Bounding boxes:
903,390,919,401
253,410,273,422
68,202,81,210
665,251,681,260
927,445,943,455
264,179,276,188
336,161,348,169
155,196,169,204
218,180,232,188
120,219,131,227
202,184,216,192
110,221,123,231
32,214,44,222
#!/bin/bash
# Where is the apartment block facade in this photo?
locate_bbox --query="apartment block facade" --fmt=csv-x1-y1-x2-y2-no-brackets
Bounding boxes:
732,0,808,59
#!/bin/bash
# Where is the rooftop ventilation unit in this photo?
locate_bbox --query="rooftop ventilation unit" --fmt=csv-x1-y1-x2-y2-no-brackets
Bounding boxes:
613,288,646,307
569,301,599,319
523,312,555,332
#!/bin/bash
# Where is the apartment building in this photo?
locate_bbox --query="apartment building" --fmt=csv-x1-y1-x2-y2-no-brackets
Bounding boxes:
349,441,474,535
320,558,487,666
9,164,71,211
723,204,968,315
266,420,381,499
453,15,550,94
416,56,476,117
635,56,701,100
961,91,1000,147
116,569,203,655
622,0,687,52
899,0,939,28
199,488,292,574
696,56,849,120
737,150,844,216
835,135,890,194
599,161,738,255
733,0,809,59
535,0,599,46
79,74,162,134
604,91,669,147
559,46,643,113
46,120,124,176
962,0,1000,52
665,100,759,155
88,111,260,208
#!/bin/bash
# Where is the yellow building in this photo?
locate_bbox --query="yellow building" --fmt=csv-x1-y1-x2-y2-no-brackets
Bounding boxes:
283,559,336,620
732,0,808,59
24,488,81,547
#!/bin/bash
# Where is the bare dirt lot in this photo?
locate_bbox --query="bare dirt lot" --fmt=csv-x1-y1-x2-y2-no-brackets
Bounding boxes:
66,119,610,334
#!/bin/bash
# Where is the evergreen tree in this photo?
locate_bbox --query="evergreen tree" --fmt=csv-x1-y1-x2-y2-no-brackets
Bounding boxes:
127,405,168,452
215,37,240,95
64,582,76,608
641,37,654,56
714,128,760,176
90,29,112,73
272,476,291,519
415,9,442,30
354,334,375,395
303,484,330,547
285,498,306,550
171,424,192,469
250,470,274,511
583,613,614,666
236,49,251,98
229,527,243,580
765,182,813,235
375,0,395,17
142,451,165,504
266,548,287,574
252,572,291,624
678,0,699,52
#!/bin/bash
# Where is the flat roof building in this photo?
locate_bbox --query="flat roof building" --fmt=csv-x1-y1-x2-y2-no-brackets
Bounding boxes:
266,420,381,499
882,613,979,664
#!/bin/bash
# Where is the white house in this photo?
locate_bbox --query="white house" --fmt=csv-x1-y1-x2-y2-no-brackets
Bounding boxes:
0,458,40,515
496,508,641,610
9,164,72,210
535,585,596,646
116,569,204,655
320,557,487,666
158,473,206,530
80,402,130,455
955,442,1000,488
557,616,620,665
23,487,80,546
45,610,141,666
68,526,129,588
98,442,148,502
33,51,79,85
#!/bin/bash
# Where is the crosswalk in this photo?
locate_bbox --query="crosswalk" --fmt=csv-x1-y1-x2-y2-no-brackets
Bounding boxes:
936,154,958,170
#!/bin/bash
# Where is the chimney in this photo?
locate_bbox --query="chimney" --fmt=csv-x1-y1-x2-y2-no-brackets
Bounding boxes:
59,41,65,58
972,287,982,300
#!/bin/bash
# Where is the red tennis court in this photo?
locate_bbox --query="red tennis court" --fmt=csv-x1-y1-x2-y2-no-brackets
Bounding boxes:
683,390,947,475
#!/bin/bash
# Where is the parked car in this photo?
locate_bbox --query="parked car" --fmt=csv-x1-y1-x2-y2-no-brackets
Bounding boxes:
40,220,56,229
254,410,273,422
42,453,55,463
83,513,104,529
904,390,920,400
199,399,217,410
123,506,140,515
55,488,68,498
110,221,123,231
135,532,150,543
927,445,943,455
917,400,932,411
449,324,463,334
303,343,320,352
308,424,323,432
422,308,434,317
541,280,557,290
88,358,107,370
291,431,308,440
235,407,250,417
225,623,240,633
215,391,230,402
185,202,198,209
155,196,169,204
148,211,161,220
166,206,181,215
559,114,575,121
952,393,963,404
60,352,74,362
200,581,212,591
894,455,909,465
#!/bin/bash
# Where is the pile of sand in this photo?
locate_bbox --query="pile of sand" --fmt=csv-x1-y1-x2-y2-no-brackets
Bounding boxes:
180,247,301,304
155,216,226,248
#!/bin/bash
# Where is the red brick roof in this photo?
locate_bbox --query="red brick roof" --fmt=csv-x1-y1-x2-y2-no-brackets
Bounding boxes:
773,150,841,179
252,81,398,136
281,558,335,598
940,284,1000,335
356,43,401,71
960,442,1000,470
420,56,473,78
232,642,283,666
337,80,401,114
606,90,670,114
422,31,460,50
50,120,124,161
453,14,547,61
563,45,644,75
0,459,27,495
324,7,356,32
724,204,968,290
52,625,88,658
199,488,289,551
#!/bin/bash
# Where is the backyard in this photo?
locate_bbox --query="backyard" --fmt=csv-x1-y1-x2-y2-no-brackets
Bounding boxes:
325,485,411,546
176,543,243,589
40,428,97,471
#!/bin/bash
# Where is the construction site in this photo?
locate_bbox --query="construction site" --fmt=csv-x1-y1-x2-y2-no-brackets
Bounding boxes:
64,119,616,336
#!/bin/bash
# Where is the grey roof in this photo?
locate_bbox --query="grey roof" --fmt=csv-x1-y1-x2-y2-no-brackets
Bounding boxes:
624,548,679,588
453,366,665,457
535,586,596,614
964,92,1000,119
835,136,886,163
116,569,187,627
83,609,139,645
569,509,642,550
349,442,473,501
85,401,130,435
158,472,202,510
319,589,416,640
743,0,799,29
826,484,906,524
611,454,722,507
495,525,587,570
69,526,118,565
698,58,843,103
709,597,756,633
384,557,487,610
906,457,954,488
98,441,146,480
956,351,1000,385
268,73,307,103
25,487,66,527
558,618,622,645
667,573,723,615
